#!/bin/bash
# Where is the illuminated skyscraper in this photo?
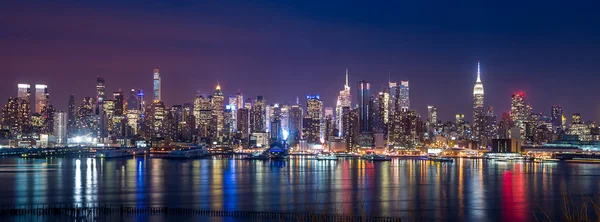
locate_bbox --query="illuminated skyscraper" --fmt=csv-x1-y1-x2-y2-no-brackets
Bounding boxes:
511,92,527,136
126,89,140,134
18,84,31,101
153,68,161,102
212,84,224,141
304,95,322,144
280,105,289,134
251,96,265,132
358,80,371,132
551,105,562,129
335,69,351,134
324,107,334,140
427,105,437,137
288,104,303,144
67,95,77,136
53,111,67,144
236,107,250,141
572,113,582,124
1,97,19,136
34,84,49,113
17,84,31,136
194,93,212,139
399,81,410,110
228,95,238,132
96,77,105,105
473,61,485,142
113,91,124,116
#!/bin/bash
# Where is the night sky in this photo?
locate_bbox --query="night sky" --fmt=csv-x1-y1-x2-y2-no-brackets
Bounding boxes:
1,0,599,123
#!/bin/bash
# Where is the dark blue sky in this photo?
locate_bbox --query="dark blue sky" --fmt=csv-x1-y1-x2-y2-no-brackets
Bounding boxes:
1,0,599,122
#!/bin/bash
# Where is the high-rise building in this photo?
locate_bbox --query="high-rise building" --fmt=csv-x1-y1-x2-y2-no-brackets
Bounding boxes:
34,84,49,113
551,105,562,129
194,93,212,139
251,96,266,132
335,69,351,134
473,61,485,142
358,80,371,132
113,91,124,116
288,104,303,145
485,106,498,146
388,81,398,119
67,95,77,136
18,84,31,101
511,93,527,136
126,89,140,135
1,98,19,137
212,84,224,141
228,95,238,132
399,81,410,110
17,84,31,136
304,95,322,144
236,91,244,110
427,105,437,137
237,107,250,142
96,77,105,105
153,68,161,102
53,111,67,144
342,107,358,151
280,105,290,135
572,113,582,124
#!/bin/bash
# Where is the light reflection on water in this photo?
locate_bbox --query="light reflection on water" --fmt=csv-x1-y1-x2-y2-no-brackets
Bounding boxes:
0,157,599,221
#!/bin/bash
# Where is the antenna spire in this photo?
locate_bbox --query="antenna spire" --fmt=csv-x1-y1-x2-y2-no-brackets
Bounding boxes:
345,68,349,88
476,60,481,82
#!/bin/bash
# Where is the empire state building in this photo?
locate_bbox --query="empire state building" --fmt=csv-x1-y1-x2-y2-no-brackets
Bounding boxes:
473,61,485,143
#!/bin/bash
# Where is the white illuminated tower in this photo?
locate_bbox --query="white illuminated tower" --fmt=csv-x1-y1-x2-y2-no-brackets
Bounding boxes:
335,69,351,135
472,60,485,142
153,67,161,102
399,81,409,111
34,84,49,113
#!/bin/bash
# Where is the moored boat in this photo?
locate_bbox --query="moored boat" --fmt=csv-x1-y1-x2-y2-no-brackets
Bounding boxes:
316,152,338,160
428,156,454,163
164,148,209,159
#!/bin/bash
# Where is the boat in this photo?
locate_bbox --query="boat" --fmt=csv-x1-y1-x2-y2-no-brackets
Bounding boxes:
164,148,209,159
96,148,145,158
243,151,269,160
536,158,560,163
316,152,338,160
567,158,600,163
336,152,360,158
428,156,454,163
362,154,391,161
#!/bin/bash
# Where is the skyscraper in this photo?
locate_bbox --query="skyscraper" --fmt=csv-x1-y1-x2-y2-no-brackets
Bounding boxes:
427,105,437,137
473,61,485,142
17,84,31,136
2,97,19,137
304,95,322,144
153,68,161,102
228,95,238,132
251,96,265,132
53,111,67,144
358,80,371,132
126,89,140,135
212,84,224,141
236,107,250,141
34,84,49,113
399,81,410,111
113,91,124,116
551,105,562,129
335,69,351,134
67,94,77,136
511,92,527,136
288,104,303,144
96,77,105,105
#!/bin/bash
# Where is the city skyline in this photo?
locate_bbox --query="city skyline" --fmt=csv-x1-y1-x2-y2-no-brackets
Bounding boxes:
1,1,599,123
